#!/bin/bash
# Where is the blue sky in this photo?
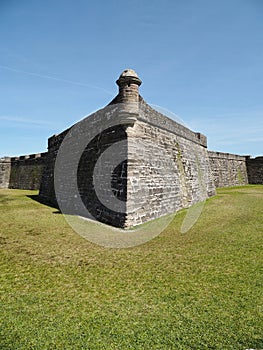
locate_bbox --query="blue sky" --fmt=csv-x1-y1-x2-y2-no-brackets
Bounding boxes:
0,0,262,157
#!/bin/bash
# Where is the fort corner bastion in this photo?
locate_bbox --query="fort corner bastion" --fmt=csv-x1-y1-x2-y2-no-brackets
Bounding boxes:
0,69,262,228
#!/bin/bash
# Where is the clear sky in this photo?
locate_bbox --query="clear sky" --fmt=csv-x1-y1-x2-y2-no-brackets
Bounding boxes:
0,0,262,157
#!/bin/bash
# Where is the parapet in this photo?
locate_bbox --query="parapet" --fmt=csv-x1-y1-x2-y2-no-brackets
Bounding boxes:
208,151,248,161
0,157,11,163
195,133,207,148
10,152,47,162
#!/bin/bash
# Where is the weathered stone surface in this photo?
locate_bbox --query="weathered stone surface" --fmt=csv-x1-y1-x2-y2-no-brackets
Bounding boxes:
9,153,47,190
0,154,47,190
246,156,263,184
38,69,216,228
0,157,11,189
125,105,215,227
208,151,248,188
39,108,129,227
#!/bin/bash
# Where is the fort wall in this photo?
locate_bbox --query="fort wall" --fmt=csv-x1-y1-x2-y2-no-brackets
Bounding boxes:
208,151,248,188
0,153,47,190
38,98,216,228
0,158,11,189
38,119,129,227
246,156,263,184
38,130,69,206
125,101,215,227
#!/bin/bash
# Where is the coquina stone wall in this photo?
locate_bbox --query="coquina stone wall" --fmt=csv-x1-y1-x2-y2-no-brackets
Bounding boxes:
39,119,129,227
38,70,216,228
246,156,263,184
39,129,69,206
9,153,47,190
38,104,215,228
125,100,215,227
208,151,248,188
0,158,11,189
0,154,47,190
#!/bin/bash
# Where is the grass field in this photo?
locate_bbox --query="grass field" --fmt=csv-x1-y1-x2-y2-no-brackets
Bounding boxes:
0,186,262,349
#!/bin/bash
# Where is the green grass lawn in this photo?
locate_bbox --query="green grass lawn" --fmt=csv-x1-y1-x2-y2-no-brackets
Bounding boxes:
0,186,262,350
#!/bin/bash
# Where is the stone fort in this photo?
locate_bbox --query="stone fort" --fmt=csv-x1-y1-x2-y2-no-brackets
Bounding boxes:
0,69,262,228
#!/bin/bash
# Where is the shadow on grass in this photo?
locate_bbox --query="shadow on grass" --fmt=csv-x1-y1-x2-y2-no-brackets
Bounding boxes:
26,195,62,214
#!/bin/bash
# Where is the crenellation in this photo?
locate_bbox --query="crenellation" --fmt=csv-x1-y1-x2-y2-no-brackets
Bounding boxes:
4,152,48,190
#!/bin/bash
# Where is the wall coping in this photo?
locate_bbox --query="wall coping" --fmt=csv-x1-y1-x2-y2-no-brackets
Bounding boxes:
208,151,249,161
8,152,48,162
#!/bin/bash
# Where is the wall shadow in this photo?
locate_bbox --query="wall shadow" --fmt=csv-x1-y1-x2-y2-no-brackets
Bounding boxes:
26,194,62,214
